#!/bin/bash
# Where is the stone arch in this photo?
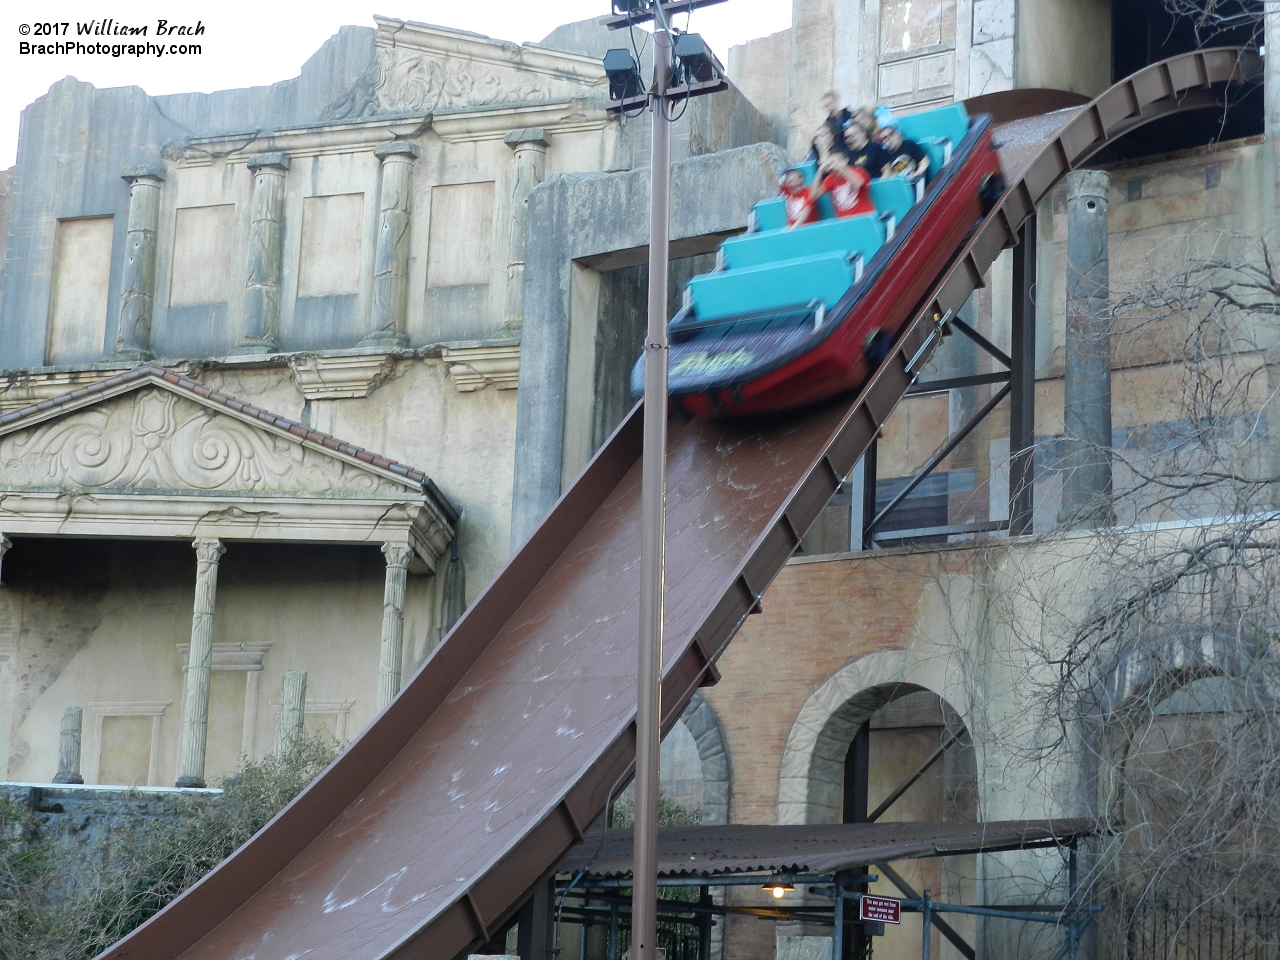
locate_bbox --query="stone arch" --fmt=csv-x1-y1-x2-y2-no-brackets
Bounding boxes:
676,691,731,825
1099,628,1280,824
778,649,972,825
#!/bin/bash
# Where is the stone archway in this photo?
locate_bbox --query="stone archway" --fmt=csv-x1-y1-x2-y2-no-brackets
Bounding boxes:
778,649,972,825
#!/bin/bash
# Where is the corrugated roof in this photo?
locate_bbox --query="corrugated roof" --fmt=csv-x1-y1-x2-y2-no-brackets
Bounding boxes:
562,820,1095,879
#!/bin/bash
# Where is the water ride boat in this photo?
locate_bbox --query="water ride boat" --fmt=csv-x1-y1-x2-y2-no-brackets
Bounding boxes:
630,103,1005,418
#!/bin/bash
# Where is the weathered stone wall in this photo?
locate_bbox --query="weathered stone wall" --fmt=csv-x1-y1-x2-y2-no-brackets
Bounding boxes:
511,142,788,544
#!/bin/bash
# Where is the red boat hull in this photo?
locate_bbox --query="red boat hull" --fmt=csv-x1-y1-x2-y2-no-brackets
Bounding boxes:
671,124,1003,419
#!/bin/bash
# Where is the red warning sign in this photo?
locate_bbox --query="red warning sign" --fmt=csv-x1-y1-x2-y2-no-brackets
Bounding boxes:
859,894,902,924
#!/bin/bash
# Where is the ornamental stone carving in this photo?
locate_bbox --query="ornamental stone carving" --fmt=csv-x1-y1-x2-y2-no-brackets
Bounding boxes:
0,388,406,497
376,49,557,114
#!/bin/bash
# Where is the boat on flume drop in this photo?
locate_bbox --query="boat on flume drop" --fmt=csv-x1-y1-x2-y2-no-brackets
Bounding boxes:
631,103,1006,418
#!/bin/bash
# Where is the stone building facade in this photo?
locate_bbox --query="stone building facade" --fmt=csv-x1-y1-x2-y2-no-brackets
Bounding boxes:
3,2,1280,960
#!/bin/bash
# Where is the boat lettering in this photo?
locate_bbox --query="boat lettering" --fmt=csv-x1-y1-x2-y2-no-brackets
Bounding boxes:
672,348,754,378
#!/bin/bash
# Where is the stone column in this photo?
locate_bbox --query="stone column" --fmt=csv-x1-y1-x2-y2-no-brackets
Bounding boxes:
111,165,165,361
502,129,549,329
52,706,84,784
275,670,307,755
362,142,419,349
377,542,414,711
176,538,225,788
1058,170,1113,530
236,152,290,355
0,534,10,583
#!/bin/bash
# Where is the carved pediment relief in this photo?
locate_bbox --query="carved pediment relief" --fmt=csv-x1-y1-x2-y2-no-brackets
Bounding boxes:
372,18,605,116
0,387,413,499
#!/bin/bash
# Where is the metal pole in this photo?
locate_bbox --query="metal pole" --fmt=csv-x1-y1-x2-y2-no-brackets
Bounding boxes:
922,889,933,960
634,17,673,960
833,873,845,960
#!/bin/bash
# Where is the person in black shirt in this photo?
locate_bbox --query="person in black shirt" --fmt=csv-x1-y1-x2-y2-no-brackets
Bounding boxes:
843,121,890,179
806,91,856,165
877,124,930,180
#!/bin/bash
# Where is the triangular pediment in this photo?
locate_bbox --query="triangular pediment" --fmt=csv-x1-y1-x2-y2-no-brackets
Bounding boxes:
372,17,606,115
0,374,421,501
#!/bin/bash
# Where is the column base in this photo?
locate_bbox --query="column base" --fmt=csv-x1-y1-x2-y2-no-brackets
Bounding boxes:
359,329,410,349
51,772,84,784
230,336,281,356
108,347,155,363
175,775,206,789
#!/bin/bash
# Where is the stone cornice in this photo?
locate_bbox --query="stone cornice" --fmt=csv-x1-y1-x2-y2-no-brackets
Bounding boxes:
289,354,397,400
0,493,452,572
431,101,609,144
175,118,433,166
373,17,606,85
441,342,521,392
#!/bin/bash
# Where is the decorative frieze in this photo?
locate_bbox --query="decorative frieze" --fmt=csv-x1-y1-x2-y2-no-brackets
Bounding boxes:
441,343,521,392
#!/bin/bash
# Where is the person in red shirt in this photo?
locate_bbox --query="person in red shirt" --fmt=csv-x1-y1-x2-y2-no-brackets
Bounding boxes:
811,154,875,218
779,168,819,228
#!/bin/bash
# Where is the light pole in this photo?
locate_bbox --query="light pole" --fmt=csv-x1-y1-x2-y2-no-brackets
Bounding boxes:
601,5,727,958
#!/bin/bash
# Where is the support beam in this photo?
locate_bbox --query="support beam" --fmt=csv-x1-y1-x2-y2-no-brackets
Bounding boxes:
377,542,414,711
874,862,975,960
1058,171,1113,530
516,876,555,960
1009,217,1037,536
866,731,960,824
176,538,225,788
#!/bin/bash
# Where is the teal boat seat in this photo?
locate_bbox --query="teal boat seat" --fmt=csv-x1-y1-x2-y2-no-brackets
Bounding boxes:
869,177,916,227
894,103,970,178
720,216,885,271
689,251,854,322
753,196,789,232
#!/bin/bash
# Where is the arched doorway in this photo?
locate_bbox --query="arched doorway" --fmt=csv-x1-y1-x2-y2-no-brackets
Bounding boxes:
778,652,978,960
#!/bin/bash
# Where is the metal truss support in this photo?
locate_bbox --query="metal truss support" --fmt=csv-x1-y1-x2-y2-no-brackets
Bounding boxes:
1009,217,1038,536
863,220,1038,548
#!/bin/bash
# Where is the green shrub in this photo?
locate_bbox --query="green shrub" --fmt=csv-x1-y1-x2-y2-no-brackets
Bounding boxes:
0,736,337,960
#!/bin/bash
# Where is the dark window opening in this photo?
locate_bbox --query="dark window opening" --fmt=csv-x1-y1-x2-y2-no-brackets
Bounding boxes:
1103,0,1262,162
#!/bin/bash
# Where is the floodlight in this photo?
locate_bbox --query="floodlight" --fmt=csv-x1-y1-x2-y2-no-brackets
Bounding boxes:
604,48,645,102
763,878,795,900
612,0,649,15
673,32,722,84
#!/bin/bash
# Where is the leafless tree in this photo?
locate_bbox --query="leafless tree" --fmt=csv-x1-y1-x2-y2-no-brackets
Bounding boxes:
970,231,1280,959
1163,0,1265,46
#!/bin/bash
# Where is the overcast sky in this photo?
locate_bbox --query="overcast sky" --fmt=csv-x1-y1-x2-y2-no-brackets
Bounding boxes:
0,1,791,169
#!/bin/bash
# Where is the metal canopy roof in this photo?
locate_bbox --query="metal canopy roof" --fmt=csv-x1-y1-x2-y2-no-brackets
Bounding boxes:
561,820,1096,879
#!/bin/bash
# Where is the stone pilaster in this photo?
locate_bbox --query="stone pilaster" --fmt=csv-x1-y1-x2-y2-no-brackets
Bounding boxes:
502,129,549,328
1059,170,1113,530
236,152,290,355
0,535,10,583
52,706,84,784
176,538,225,788
111,165,165,361
363,142,419,349
377,542,414,710
275,670,308,755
